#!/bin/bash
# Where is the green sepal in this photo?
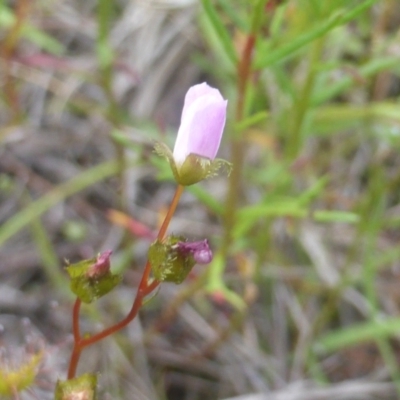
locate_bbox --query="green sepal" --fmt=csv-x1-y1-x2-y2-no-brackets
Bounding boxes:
55,373,97,400
154,142,233,186
66,258,121,304
177,154,211,185
204,158,233,179
178,156,232,185
66,258,96,279
148,236,196,284
153,142,178,176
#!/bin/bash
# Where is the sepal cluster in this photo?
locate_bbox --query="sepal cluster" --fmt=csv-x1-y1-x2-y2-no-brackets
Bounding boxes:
154,142,231,186
148,236,212,284
66,251,121,304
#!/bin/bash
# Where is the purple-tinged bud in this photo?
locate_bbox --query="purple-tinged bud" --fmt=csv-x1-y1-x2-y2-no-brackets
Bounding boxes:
86,250,112,279
154,83,231,186
176,239,213,265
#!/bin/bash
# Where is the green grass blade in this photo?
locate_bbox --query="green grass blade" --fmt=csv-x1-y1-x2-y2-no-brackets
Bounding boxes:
315,317,400,354
30,212,71,297
311,57,400,105
201,0,238,65
0,160,119,246
255,0,376,69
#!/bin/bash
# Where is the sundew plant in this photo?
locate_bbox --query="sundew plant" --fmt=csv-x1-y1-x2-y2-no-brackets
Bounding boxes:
1,0,400,399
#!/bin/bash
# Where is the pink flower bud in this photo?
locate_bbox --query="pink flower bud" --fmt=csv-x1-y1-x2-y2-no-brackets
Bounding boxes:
173,83,227,168
176,239,213,265
86,250,112,279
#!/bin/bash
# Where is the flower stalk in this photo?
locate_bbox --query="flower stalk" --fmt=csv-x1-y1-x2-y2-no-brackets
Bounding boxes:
67,185,184,379
66,81,228,382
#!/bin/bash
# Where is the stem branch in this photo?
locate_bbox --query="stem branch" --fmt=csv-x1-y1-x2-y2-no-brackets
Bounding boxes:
66,185,184,379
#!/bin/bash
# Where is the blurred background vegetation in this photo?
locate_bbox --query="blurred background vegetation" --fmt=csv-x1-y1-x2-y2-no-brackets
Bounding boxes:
1,0,400,399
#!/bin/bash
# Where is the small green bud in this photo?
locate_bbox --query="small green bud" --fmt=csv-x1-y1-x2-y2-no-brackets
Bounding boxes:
148,237,213,284
148,236,196,284
66,251,121,303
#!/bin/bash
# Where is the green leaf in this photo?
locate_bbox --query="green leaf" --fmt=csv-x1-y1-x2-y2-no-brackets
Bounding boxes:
21,26,64,55
314,317,400,354
313,210,360,223
297,176,329,206
235,200,306,238
200,0,238,66
255,0,376,70
255,10,343,69
311,57,400,106
206,251,246,310
0,6,64,54
234,111,269,131
218,0,249,32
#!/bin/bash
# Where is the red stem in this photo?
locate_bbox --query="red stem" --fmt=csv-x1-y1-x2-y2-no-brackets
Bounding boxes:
144,279,160,295
67,346,82,379
67,185,184,378
157,184,184,240
236,34,256,121
67,298,82,378
72,298,81,342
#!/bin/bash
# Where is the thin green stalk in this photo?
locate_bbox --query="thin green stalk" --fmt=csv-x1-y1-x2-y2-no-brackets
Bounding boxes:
286,37,324,160
361,168,400,393
212,1,268,305
377,338,400,395
97,0,114,86
362,167,385,313
30,212,71,297
96,0,127,214
221,1,267,256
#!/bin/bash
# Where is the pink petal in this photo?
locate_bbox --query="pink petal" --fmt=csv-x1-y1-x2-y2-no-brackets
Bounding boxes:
173,83,227,166
86,250,112,278
182,82,225,120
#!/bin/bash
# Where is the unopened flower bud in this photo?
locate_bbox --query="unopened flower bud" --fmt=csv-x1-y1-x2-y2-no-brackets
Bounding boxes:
154,82,231,186
148,236,212,284
66,250,121,303
173,83,227,168
86,250,112,279
176,239,213,264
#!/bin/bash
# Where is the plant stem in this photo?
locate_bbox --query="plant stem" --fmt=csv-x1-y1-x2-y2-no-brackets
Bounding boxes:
221,33,255,259
286,37,324,160
67,299,82,379
220,0,267,259
78,279,159,347
72,299,81,342
66,185,184,379
158,185,184,240
67,347,82,380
